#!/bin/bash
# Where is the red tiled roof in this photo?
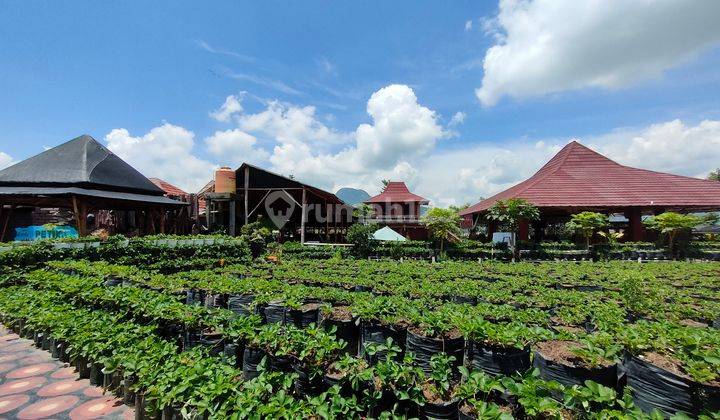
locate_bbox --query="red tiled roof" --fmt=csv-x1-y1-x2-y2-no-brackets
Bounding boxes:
460,141,720,216
148,178,188,197
365,181,429,204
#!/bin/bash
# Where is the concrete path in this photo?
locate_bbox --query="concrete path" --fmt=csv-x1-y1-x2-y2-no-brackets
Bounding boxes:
0,326,134,419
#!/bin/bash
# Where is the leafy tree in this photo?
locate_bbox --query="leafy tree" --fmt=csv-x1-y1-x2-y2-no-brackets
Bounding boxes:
421,207,462,255
643,212,701,259
448,203,470,213
486,199,540,258
380,179,390,188
707,168,720,181
352,203,374,222
346,223,378,258
565,211,609,249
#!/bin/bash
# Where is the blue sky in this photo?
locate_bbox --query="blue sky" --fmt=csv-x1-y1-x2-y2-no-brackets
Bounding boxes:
2,1,720,205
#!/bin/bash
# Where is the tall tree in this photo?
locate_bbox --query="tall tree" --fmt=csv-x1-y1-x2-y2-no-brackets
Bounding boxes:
708,168,720,181
421,207,462,255
566,211,609,249
643,212,701,259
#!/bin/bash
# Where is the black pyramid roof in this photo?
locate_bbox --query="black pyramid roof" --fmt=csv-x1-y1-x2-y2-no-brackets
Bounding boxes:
0,135,165,195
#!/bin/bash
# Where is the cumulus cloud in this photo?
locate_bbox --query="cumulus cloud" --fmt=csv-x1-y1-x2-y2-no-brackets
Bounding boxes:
210,94,243,122
237,100,352,147
476,0,720,106
105,123,216,193
0,152,14,170
449,111,466,127
464,20,473,31
204,128,269,164
199,84,445,196
589,119,720,178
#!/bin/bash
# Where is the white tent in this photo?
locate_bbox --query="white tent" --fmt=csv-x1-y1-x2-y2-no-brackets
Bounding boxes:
373,226,407,241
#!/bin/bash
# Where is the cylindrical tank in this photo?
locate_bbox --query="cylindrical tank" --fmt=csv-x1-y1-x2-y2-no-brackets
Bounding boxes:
215,167,236,193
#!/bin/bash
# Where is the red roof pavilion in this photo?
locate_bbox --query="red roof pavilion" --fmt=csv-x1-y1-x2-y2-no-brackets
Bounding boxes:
366,182,429,204
364,182,429,240
460,141,720,241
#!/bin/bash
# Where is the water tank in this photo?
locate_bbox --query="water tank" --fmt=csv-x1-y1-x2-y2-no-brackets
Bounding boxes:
215,167,236,193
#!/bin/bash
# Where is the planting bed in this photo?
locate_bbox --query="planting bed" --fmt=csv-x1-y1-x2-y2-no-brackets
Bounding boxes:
0,244,718,419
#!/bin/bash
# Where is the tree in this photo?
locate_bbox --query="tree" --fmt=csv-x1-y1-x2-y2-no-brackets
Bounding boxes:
707,168,720,181
565,211,609,249
421,207,462,255
353,203,374,222
486,199,540,258
346,223,378,258
380,179,390,188
643,212,701,259
448,203,470,213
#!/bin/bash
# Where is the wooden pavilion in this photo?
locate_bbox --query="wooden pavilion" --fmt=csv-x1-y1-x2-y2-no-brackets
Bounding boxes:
0,135,187,240
364,181,430,240
204,163,349,242
460,141,720,242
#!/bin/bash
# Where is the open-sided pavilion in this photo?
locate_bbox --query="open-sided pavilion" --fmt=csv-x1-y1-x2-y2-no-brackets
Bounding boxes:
460,141,720,241
0,135,187,240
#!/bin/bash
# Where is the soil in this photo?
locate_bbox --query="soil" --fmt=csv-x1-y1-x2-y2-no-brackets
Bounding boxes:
408,325,462,340
535,340,613,368
639,352,720,386
553,325,585,335
421,382,457,404
326,306,353,322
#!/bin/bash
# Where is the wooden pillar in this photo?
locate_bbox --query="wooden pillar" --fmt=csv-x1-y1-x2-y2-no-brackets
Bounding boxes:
532,220,545,242
159,208,166,234
518,219,530,242
487,219,497,238
300,188,307,244
205,198,211,231
626,208,644,242
244,166,249,225
1,205,15,242
229,199,236,236
72,196,87,236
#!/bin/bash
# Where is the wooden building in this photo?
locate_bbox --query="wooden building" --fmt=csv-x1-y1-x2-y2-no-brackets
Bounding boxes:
0,135,187,240
460,141,720,242
205,163,350,242
364,181,429,240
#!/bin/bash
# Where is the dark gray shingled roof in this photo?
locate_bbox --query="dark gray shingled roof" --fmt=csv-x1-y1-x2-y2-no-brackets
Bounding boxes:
0,135,165,195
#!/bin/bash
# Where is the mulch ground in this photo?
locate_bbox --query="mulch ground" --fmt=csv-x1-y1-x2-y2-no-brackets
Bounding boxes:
0,325,134,419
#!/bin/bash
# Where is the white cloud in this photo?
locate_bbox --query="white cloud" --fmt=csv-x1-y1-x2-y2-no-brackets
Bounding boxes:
237,100,351,147
105,124,216,193
449,111,466,127
223,69,304,96
589,119,720,179
195,40,255,62
464,20,473,31
210,94,244,122
213,84,446,196
0,152,14,170
204,128,269,164
353,84,444,168
477,0,720,106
